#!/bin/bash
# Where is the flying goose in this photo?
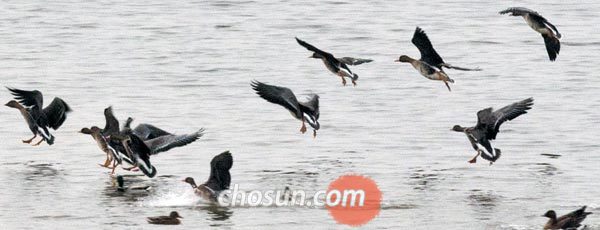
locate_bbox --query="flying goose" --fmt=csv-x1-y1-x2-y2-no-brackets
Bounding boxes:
296,37,359,86
500,7,561,61
5,87,71,145
451,98,534,164
251,80,319,137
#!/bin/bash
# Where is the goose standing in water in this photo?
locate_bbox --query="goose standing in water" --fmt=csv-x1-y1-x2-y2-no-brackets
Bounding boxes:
500,7,561,61
451,98,533,164
543,206,592,229
396,27,480,91
5,87,71,145
183,151,233,202
295,37,359,86
251,80,320,137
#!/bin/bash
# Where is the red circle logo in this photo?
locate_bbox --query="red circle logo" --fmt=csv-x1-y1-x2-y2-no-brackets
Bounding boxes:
326,174,382,226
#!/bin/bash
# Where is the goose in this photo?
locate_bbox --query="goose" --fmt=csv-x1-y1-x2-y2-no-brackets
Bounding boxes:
183,151,233,202
251,80,319,137
296,37,359,86
5,87,71,145
543,206,592,229
451,98,534,164
500,7,561,61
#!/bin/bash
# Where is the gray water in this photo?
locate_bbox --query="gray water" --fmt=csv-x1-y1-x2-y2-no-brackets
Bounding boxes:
1,0,600,229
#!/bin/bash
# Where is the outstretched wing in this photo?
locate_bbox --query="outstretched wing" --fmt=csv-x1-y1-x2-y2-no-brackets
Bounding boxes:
103,106,120,135
205,151,233,191
477,98,534,139
500,7,559,36
411,27,444,67
499,7,539,16
42,97,71,130
6,87,43,109
251,80,301,118
295,37,335,59
145,128,204,154
133,123,172,140
337,57,373,66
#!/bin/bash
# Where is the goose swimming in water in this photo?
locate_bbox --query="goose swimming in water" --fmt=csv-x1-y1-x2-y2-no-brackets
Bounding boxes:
147,211,182,225
183,151,233,202
251,80,320,137
396,27,474,91
452,98,533,164
5,87,71,145
543,206,592,229
500,7,561,61
295,37,359,86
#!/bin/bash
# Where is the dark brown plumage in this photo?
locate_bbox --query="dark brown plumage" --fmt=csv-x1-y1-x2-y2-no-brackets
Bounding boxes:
543,206,592,229
5,87,71,145
147,211,182,225
452,98,534,164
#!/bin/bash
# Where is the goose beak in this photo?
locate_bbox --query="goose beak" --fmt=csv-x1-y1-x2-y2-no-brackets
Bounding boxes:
394,59,400,62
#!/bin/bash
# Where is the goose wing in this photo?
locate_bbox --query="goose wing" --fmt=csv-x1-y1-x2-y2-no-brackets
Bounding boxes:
476,98,534,140
6,87,43,109
41,97,71,130
556,206,592,228
204,151,233,191
251,80,301,118
144,129,204,154
337,57,373,66
411,27,444,67
296,37,351,73
102,106,120,135
499,7,540,16
295,37,335,60
133,123,172,140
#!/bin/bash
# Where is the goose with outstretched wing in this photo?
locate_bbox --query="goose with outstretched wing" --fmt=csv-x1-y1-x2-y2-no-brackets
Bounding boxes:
451,98,534,164
296,37,359,86
5,87,71,145
183,151,233,202
396,27,462,91
500,7,561,61
251,80,319,137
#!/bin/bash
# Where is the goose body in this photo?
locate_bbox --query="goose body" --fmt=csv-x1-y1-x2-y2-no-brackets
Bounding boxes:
500,7,561,61
296,37,359,86
5,87,71,145
452,98,534,164
251,80,320,137
183,151,233,202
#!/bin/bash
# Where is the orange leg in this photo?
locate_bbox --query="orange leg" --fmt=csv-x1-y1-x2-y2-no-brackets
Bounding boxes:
22,134,37,144
110,160,117,174
468,150,481,164
32,138,44,146
300,118,307,134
